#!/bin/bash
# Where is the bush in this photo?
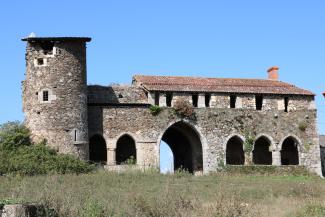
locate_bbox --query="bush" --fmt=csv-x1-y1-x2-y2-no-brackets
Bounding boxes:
149,105,162,116
173,99,195,118
299,122,307,131
0,121,31,150
0,122,95,176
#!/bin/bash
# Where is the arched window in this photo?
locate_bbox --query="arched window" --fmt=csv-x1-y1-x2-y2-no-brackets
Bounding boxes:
281,137,299,165
226,136,245,165
89,135,107,163
253,136,272,165
116,135,136,165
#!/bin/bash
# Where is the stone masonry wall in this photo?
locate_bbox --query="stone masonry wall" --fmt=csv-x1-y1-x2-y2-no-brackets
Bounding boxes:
88,104,321,175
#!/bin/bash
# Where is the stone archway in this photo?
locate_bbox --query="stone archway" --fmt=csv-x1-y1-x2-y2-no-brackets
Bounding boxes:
253,136,272,165
160,121,203,173
226,136,245,165
281,137,299,165
116,134,137,165
89,134,107,163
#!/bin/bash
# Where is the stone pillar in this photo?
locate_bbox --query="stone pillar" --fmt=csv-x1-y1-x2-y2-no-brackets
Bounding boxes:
198,94,205,108
107,148,116,166
212,94,229,108
235,97,243,109
136,142,159,169
159,94,166,107
272,150,281,166
148,92,155,105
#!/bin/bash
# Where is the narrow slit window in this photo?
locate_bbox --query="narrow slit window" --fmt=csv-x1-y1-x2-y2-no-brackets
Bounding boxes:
230,95,237,108
205,94,211,107
284,97,289,112
256,95,263,110
74,130,77,142
166,93,173,107
192,94,198,107
154,92,159,106
42,91,49,102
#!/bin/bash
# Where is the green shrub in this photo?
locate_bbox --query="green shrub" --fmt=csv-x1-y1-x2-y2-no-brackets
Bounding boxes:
0,121,31,150
149,105,162,116
0,122,95,176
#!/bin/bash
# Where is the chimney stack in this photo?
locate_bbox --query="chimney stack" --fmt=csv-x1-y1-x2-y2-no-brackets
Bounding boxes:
267,66,279,80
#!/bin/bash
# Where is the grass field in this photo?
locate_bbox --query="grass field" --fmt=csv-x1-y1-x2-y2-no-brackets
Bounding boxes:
1,170,325,217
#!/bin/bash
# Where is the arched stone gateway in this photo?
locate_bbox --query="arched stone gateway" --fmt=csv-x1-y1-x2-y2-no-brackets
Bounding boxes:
281,137,299,165
226,136,245,165
116,134,137,165
160,121,203,173
253,136,272,165
89,134,107,163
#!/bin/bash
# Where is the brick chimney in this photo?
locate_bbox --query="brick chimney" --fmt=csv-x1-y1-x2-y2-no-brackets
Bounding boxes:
267,66,279,80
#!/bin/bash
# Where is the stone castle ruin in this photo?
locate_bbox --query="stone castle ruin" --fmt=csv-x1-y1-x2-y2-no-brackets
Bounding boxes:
22,36,322,175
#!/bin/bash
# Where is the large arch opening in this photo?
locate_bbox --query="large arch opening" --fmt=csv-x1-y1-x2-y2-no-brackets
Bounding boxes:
89,134,107,163
116,135,137,165
281,137,299,165
226,136,245,165
253,136,272,165
160,121,203,173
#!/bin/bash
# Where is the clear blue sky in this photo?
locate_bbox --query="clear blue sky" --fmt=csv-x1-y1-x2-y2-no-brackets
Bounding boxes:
1,1,324,172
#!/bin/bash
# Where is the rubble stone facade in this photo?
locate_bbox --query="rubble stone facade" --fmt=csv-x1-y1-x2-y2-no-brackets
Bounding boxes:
22,37,322,175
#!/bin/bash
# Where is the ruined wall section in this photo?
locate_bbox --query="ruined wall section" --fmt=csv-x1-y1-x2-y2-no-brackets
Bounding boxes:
22,40,89,159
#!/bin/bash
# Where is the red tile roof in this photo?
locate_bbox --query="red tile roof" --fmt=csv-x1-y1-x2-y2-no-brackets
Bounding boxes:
133,75,314,96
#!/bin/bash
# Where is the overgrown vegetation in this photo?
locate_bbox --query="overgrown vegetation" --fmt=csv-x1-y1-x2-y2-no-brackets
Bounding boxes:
173,99,195,118
149,105,162,116
298,121,307,132
0,171,325,217
0,121,95,176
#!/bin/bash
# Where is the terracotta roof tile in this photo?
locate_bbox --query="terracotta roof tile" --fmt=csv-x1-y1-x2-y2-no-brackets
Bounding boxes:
133,75,314,96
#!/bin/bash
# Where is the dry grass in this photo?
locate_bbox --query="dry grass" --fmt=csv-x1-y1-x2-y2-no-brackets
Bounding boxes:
0,170,325,217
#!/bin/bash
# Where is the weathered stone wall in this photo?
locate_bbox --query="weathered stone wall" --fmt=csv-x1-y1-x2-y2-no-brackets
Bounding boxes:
22,41,89,159
88,85,147,104
88,104,321,175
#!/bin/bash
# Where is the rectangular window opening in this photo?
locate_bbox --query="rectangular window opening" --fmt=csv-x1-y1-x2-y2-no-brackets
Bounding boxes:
230,95,237,108
284,97,289,112
43,91,49,102
41,42,55,55
192,94,198,107
205,94,211,107
166,93,173,107
37,58,44,66
256,95,263,110
154,92,159,106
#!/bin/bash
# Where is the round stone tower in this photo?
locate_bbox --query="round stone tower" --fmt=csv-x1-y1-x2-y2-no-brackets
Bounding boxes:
22,36,91,159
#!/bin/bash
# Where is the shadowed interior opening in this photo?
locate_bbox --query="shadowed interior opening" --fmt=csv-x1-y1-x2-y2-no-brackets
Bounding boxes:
226,136,245,165
161,122,203,173
116,135,136,165
253,137,272,165
89,134,107,163
281,137,299,165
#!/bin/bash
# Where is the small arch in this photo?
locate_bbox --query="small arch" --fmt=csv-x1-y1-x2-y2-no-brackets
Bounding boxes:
116,134,137,165
281,136,300,165
253,136,272,165
89,134,107,163
226,135,245,165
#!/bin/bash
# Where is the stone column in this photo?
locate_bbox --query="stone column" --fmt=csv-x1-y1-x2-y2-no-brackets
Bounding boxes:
198,94,206,108
107,148,116,166
272,150,281,166
148,92,155,105
159,94,166,107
